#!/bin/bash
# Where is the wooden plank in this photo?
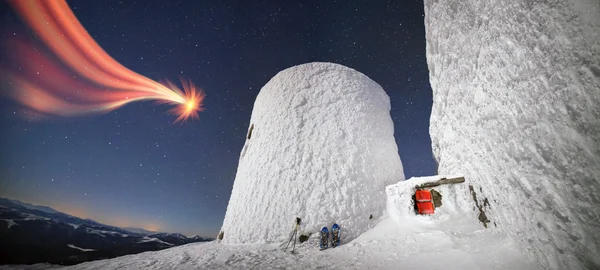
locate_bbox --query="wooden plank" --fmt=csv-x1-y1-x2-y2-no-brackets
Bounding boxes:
415,177,465,189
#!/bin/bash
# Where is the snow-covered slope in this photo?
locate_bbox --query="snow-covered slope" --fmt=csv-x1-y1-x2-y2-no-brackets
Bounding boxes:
18,221,537,270
121,227,156,235
0,198,212,265
7,177,541,269
6,199,59,214
424,0,600,269
221,62,404,244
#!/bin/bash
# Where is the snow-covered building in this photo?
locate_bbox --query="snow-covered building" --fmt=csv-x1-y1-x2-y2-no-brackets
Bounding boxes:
220,62,404,244
424,0,600,269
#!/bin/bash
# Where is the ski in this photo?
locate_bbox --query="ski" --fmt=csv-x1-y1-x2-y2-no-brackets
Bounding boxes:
319,226,329,250
331,223,340,248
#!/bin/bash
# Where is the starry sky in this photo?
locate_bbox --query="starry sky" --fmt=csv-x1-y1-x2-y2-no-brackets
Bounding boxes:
0,0,435,237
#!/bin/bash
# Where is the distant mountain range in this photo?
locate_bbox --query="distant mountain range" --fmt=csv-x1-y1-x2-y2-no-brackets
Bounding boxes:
0,198,213,266
120,226,157,235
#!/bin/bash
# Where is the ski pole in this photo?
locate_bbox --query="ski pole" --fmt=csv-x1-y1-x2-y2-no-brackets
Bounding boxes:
285,217,301,252
292,224,298,253
291,217,301,253
284,228,295,252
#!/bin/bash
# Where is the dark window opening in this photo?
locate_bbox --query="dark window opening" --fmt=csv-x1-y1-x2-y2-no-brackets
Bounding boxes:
247,124,254,139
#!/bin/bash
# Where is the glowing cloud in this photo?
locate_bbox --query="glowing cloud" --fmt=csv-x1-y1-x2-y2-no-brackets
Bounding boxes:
2,0,204,122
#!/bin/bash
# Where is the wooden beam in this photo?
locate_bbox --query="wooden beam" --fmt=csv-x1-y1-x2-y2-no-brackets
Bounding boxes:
415,177,465,189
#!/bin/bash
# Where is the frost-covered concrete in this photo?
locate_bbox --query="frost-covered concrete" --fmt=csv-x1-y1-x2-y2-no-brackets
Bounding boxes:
424,0,600,269
220,62,404,244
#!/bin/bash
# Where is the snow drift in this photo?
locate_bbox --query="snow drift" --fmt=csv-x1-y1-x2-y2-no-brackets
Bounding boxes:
220,62,404,244
424,0,600,269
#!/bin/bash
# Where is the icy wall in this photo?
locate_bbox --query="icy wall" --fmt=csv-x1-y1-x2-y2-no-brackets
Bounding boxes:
424,0,600,269
220,62,404,244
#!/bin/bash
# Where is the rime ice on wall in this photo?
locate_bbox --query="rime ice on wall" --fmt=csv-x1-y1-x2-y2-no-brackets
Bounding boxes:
220,62,404,244
424,0,600,269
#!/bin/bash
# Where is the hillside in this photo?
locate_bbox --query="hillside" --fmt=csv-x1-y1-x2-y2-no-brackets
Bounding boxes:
0,198,212,265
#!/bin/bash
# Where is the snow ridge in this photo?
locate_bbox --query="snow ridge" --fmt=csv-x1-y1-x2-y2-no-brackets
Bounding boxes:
67,244,96,252
424,0,600,269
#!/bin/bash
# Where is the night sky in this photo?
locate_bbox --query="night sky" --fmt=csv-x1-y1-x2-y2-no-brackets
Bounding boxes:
0,0,434,237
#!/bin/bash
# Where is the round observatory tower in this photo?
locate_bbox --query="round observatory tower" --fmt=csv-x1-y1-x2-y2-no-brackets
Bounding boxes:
220,62,404,244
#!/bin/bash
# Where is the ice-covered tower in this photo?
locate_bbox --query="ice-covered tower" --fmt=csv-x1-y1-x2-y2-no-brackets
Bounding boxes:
221,62,404,244
425,0,600,269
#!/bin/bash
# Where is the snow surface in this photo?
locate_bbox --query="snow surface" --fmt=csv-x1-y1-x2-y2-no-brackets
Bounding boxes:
67,245,95,252
221,62,404,244
96,230,126,236
87,230,106,238
1,219,19,228
424,0,600,269
86,229,128,238
1,214,50,226
22,213,51,221
121,227,155,235
147,232,187,239
138,237,174,246
9,200,59,214
3,178,541,269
